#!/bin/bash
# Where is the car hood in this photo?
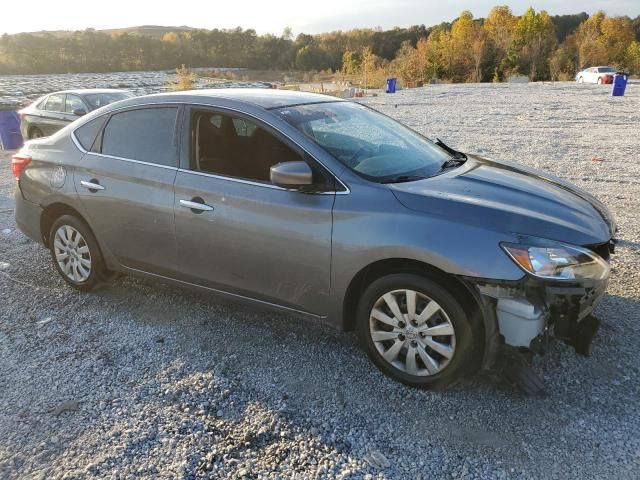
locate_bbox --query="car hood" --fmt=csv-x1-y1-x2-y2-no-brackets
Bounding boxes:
389,155,615,246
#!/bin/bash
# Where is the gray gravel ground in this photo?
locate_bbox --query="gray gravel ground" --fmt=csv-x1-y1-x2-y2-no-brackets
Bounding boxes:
1,81,639,479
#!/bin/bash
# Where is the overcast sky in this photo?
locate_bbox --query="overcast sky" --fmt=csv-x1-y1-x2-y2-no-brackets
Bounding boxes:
1,1,638,35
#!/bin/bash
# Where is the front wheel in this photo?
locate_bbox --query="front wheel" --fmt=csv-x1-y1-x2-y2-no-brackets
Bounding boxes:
597,77,603,85
356,274,476,389
578,76,584,83
49,215,105,291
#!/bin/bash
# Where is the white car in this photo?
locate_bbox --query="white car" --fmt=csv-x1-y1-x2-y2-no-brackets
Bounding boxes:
576,66,617,84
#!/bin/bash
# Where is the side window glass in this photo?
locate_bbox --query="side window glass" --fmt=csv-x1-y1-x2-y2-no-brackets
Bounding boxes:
44,94,65,112
101,107,178,166
232,118,258,137
74,116,107,151
66,95,87,114
192,111,303,182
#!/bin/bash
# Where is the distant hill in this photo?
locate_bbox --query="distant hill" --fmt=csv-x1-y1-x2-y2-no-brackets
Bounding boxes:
102,25,196,39
24,25,196,39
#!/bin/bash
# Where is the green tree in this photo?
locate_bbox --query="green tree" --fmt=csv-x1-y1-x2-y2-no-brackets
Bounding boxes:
625,41,640,74
510,8,557,80
394,41,420,85
360,46,379,88
341,50,360,75
484,6,517,80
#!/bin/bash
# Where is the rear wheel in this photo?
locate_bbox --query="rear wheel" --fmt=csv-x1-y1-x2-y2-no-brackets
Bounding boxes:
29,127,44,139
49,215,105,291
578,76,584,83
356,273,476,389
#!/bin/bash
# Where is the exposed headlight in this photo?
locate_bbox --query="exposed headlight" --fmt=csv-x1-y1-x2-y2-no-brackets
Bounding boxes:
501,242,609,281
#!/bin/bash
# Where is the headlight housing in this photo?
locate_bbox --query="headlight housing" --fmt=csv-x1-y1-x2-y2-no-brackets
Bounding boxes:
501,242,609,281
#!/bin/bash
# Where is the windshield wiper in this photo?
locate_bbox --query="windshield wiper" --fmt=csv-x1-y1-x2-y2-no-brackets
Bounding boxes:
435,138,467,160
380,175,428,184
440,158,466,170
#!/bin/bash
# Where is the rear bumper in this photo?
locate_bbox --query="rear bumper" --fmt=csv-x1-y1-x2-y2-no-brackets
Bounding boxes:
14,185,43,244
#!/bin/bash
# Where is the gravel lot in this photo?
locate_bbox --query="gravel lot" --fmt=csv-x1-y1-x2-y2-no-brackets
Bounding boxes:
1,82,639,479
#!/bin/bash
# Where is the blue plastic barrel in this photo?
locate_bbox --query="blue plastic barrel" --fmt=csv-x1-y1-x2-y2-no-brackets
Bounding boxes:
0,110,23,150
611,74,628,97
386,78,397,94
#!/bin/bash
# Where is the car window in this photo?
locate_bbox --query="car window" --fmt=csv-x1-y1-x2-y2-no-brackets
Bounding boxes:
276,102,451,182
191,110,304,183
232,118,258,137
74,116,107,151
44,94,65,112
101,107,178,167
84,92,132,110
65,95,87,114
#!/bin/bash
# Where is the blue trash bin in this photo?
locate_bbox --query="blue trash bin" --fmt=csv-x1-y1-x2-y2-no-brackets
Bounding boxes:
611,73,628,97
0,110,24,150
386,78,397,94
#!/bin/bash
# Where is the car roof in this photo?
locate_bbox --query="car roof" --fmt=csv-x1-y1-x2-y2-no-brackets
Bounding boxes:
50,88,131,96
131,88,343,110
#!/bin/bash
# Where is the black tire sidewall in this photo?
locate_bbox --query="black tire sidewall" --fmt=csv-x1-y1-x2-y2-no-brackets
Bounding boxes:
356,273,474,389
49,215,104,291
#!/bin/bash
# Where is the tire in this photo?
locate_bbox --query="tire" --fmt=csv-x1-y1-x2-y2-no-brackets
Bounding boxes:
597,77,603,85
49,214,105,291
356,273,476,389
578,76,584,83
29,127,44,139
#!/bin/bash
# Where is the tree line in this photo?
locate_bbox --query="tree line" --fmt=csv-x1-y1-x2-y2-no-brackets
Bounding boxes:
1,7,639,84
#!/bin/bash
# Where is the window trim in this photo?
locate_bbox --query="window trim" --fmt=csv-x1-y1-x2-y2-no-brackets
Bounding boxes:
184,104,348,194
85,104,182,168
71,100,349,194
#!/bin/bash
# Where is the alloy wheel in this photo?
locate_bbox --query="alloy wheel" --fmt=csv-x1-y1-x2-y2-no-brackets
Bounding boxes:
369,289,456,376
53,225,92,283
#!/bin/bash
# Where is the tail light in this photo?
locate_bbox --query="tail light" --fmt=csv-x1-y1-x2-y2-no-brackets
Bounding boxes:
11,154,32,178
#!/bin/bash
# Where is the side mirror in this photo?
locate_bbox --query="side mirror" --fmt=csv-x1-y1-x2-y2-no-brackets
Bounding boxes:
73,109,87,116
270,161,313,188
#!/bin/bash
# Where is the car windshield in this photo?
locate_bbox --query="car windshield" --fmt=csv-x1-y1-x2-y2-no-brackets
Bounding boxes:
599,67,615,72
83,92,132,110
274,101,453,182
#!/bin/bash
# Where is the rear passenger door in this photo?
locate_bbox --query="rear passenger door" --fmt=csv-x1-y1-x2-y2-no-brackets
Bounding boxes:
73,106,181,275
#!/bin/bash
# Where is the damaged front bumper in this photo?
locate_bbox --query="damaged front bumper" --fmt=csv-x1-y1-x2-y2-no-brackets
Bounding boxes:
463,269,610,368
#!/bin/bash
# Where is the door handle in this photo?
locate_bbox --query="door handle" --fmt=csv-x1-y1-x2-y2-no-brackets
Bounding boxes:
80,180,105,191
180,198,214,213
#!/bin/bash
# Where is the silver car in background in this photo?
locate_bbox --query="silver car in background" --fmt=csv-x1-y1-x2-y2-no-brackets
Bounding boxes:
18,89,133,139
12,89,616,389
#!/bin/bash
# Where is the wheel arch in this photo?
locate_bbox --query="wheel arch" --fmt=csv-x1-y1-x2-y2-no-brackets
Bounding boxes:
341,258,490,366
40,202,92,247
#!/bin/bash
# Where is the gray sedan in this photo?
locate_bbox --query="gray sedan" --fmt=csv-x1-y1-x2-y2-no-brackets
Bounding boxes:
12,89,616,389
18,89,133,139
